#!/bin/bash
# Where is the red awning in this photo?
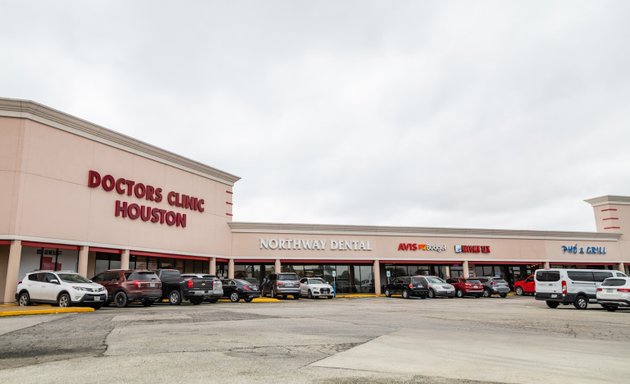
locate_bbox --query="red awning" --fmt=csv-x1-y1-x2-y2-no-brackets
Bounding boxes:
234,259,276,264
471,261,543,265
22,241,80,251
130,250,209,261
0,240,10,246
280,259,373,264
382,260,462,265
89,247,122,254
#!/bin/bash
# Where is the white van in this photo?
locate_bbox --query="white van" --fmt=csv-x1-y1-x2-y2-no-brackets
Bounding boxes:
535,269,627,309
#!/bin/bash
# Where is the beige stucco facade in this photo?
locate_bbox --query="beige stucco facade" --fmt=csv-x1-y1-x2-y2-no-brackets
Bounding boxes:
1,97,629,302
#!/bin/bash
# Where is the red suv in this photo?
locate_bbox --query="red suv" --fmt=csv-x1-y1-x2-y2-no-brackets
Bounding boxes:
514,275,535,296
446,277,484,298
91,269,162,307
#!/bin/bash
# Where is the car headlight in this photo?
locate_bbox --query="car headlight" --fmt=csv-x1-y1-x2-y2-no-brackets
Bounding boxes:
72,286,89,292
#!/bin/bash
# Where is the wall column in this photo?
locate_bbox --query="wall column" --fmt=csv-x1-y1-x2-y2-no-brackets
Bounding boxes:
210,257,217,275
618,262,625,272
121,249,130,270
228,259,235,279
3,240,22,304
78,246,89,277
544,261,550,269
274,258,281,273
373,259,381,295
462,260,469,278
444,265,451,279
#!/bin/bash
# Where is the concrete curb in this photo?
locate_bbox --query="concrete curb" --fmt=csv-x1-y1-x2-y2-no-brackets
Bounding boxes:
0,305,95,317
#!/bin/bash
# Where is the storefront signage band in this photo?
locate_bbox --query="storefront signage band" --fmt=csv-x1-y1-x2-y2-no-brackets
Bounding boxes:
454,245,491,253
397,243,446,252
561,245,606,255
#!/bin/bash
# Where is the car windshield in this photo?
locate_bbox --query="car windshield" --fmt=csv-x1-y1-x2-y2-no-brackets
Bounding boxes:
602,278,627,287
128,272,159,281
308,278,326,284
278,274,298,281
426,277,445,284
467,280,481,284
58,274,91,283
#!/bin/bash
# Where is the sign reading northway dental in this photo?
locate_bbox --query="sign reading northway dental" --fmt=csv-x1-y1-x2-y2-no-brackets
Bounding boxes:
260,238,372,251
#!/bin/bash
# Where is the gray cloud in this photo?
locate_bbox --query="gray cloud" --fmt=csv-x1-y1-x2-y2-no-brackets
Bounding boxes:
1,1,629,231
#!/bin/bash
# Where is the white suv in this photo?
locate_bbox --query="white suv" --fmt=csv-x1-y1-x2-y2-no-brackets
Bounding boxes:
299,277,334,299
535,268,627,310
16,271,108,309
596,276,630,312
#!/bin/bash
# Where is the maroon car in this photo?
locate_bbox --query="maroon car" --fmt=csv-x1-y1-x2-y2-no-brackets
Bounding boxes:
446,277,484,298
91,269,162,307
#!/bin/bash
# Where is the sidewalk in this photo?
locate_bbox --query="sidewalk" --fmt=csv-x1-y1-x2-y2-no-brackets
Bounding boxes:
0,304,94,317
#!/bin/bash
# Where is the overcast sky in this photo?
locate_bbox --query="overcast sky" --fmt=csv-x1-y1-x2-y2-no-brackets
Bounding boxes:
1,1,629,232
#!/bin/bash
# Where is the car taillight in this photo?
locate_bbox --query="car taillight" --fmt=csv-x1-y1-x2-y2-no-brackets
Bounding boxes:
187,279,193,289
618,288,630,293
597,288,603,292
133,280,141,288
561,280,567,295
276,281,284,286
408,283,414,289
465,283,471,288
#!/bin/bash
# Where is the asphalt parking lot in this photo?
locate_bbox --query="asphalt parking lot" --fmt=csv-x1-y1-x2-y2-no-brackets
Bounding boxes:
0,296,629,384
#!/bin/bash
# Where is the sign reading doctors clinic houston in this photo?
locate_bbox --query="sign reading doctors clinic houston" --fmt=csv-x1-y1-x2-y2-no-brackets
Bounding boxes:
87,170,205,228
260,239,373,251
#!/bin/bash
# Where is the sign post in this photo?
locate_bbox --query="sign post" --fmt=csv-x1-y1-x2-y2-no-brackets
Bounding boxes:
386,270,391,285
332,270,337,297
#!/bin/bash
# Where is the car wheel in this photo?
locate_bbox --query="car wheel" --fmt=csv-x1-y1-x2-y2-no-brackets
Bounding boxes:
456,290,463,298
142,300,152,307
546,300,559,309
190,297,204,305
57,292,71,308
483,289,490,298
244,297,254,303
573,295,588,310
475,294,481,298
402,289,409,299
207,298,218,304
114,291,128,308
420,294,427,300
18,291,30,306
500,293,507,298
385,289,392,297
604,304,618,312
293,294,300,300
229,292,240,303
428,289,435,299
515,287,524,296
308,290,313,299
168,290,182,305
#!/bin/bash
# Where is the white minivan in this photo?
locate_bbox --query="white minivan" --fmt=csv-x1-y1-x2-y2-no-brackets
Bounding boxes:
535,269,627,309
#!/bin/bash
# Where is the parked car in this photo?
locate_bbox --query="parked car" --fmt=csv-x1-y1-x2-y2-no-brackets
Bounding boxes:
299,277,334,299
414,276,455,298
535,268,627,309
384,276,429,299
16,270,107,309
155,269,218,305
220,278,259,302
260,273,301,299
91,269,162,307
446,277,484,298
476,277,510,298
181,273,224,303
597,276,630,312
514,275,535,296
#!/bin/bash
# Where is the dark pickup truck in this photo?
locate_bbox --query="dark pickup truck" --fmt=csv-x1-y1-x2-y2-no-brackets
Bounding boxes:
155,269,216,305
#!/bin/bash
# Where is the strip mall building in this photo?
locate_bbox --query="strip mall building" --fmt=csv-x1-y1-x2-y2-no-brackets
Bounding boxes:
1,98,629,302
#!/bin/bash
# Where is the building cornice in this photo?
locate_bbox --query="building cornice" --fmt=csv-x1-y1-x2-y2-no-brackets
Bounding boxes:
229,222,621,241
0,97,240,186
585,195,630,207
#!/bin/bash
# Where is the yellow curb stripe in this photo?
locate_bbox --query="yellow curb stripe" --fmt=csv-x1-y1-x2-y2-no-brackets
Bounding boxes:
0,307,94,317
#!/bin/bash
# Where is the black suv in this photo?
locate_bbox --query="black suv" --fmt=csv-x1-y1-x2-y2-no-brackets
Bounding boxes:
261,273,301,299
384,276,429,299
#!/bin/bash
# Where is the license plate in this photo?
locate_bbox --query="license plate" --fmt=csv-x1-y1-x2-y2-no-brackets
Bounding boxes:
607,289,614,293
551,294,558,298
94,296,100,301
150,283,156,287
